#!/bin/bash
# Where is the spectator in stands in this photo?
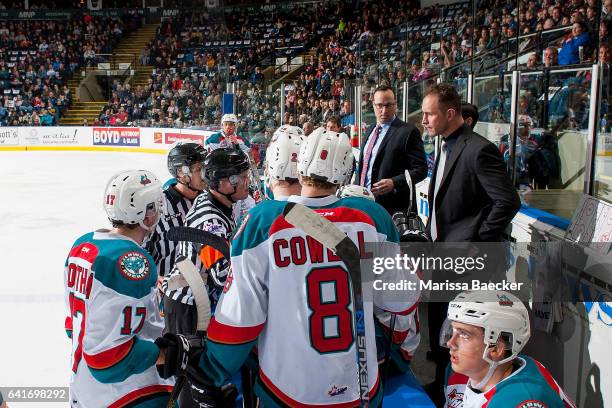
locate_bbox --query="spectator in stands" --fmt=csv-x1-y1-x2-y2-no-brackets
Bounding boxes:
116,106,128,125
340,100,355,126
600,43,611,67
39,108,53,125
525,53,540,70
251,66,264,85
326,115,342,132
544,46,559,67
558,21,590,65
323,98,340,122
600,21,611,48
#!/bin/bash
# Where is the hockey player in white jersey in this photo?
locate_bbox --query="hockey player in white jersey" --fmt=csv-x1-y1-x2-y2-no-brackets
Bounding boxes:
64,170,173,407
442,290,576,408
264,124,305,200
156,128,420,407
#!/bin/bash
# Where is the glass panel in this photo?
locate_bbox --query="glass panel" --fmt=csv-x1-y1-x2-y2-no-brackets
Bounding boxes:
360,80,376,131
594,64,612,202
341,79,357,132
396,81,406,122
405,78,436,128
235,78,278,152
516,67,592,219
473,73,513,148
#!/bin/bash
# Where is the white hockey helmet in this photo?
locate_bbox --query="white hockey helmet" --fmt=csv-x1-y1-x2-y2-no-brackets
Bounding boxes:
337,184,375,201
442,290,530,364
103,170,163,231
297,127,354,185
221,113,238,123
266,125,305,181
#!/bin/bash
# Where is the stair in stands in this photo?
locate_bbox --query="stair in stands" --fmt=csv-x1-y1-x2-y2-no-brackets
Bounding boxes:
111,23,158,88
59,23,159,125
269,47,318,90
59,101,108,125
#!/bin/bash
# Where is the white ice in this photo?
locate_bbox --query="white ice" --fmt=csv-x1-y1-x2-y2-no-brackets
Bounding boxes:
0,151,169,407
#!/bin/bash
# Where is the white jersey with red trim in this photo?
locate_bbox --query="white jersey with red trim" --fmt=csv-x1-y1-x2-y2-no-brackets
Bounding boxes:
444,356,576,408
204,131,251,156
64,230,173,408
203,195,420,407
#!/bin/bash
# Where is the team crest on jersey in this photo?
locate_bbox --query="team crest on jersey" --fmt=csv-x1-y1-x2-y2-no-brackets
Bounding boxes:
446,388,464,407
327,385,348,397
118,251,150,280
233,213,250,239
517,400,547,408
497,293,514,306
140,174,152,185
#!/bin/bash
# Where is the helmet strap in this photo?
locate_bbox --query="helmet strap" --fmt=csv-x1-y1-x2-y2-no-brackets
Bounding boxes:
208,184,238,205
177,169,202,194
470,346,498,390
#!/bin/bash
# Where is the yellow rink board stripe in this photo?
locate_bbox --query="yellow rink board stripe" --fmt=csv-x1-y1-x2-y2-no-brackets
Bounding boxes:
0,146,167,154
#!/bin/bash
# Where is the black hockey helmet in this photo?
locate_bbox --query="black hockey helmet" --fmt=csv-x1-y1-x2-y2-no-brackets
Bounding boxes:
167,142,206,178
202,147,250,189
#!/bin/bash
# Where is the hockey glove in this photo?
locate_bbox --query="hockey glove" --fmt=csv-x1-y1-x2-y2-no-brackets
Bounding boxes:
186,380,239,408
155,333,204,379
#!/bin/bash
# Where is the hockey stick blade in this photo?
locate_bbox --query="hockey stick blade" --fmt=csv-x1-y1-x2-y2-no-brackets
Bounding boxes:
283,202,369,407
175,259,211,333
404,169,414,215
166,258,212,408
167,226,230,260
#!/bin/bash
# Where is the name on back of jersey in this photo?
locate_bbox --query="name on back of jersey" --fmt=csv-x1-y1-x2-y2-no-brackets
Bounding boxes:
272,231,372,267
66,242,98,299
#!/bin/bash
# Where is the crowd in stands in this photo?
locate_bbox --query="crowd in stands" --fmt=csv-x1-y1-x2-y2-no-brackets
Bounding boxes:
1,0,609,132
0,13,140,125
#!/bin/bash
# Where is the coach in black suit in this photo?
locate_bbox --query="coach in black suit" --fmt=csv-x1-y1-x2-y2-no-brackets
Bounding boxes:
356,85,427,215
422,83,520,405
424,84,520,243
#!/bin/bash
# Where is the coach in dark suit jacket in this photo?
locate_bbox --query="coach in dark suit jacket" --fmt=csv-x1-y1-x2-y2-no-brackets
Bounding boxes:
424,84,520,243
421,83,520,405
356,85,427,215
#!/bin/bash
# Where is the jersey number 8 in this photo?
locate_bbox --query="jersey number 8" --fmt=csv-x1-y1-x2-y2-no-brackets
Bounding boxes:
306,266,354,354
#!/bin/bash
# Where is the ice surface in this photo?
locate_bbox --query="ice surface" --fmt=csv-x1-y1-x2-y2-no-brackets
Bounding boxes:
0,151,169,407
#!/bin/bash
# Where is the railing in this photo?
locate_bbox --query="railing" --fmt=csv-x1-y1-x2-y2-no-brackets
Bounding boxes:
89,54,140,72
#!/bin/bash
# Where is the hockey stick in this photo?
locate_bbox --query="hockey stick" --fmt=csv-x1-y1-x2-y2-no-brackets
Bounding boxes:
167,226,230,259
380,171,416,391
283,202,369,407
165,229,221,408
165,259,212,408
165,226,248,408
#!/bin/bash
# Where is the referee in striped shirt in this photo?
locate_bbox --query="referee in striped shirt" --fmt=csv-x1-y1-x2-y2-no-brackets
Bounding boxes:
145,142,206,286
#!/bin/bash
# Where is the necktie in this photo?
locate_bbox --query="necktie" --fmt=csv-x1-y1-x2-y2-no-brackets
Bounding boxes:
360,125,382,187
430,140,447,242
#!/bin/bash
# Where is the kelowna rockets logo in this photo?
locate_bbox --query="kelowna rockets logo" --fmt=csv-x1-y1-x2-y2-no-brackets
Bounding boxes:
140,174,152,185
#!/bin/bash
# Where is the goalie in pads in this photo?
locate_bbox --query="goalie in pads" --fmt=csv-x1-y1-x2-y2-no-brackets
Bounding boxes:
157,128,420,407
